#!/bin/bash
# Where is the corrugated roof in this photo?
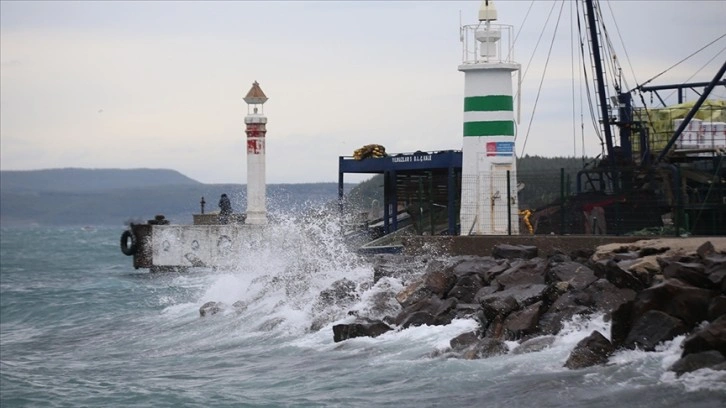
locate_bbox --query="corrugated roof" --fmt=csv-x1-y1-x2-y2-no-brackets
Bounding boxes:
244,81,268,104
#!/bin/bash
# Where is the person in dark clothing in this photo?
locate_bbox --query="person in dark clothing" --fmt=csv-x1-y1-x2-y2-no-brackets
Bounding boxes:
218,194,232,224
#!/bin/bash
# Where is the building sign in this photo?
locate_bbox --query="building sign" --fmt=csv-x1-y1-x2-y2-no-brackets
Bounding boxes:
391,154,433,163
486,142,514,157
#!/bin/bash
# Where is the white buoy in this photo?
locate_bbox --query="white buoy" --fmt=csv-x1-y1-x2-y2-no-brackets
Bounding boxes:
244,81,268,225
459,1,520,235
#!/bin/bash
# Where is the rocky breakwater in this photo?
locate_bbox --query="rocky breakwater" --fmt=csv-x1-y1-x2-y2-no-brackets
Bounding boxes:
333,237,726,376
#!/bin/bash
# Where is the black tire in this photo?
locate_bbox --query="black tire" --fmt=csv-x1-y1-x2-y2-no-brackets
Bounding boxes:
120,230,137,256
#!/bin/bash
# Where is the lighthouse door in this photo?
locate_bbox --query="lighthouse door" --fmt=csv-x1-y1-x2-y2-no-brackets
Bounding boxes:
489,163,512,234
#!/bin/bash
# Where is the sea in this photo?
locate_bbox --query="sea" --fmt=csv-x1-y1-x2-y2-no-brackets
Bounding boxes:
1,218,725,407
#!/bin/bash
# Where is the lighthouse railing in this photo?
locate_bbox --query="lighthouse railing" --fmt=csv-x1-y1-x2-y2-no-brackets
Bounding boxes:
460,23,514,65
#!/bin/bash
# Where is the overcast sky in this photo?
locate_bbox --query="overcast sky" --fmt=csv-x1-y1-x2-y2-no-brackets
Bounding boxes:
2,0,725,184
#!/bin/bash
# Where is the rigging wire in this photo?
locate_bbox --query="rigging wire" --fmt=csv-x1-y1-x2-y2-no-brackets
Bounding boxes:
605,0,640,93
519,0,566,156
662,44,726,102
576,0,605,156
639,33,726,89
571,0,577,157
518,1,558,92
512,0,536,49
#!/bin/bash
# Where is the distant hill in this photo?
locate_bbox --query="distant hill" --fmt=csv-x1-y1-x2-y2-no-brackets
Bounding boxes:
0,169,352,226
0,168,201,192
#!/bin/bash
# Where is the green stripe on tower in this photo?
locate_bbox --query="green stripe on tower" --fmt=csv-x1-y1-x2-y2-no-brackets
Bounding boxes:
464,121,515,137
464,95,513,112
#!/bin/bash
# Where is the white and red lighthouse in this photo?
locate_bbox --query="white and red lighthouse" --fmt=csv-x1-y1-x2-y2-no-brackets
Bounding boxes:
244,81,268,225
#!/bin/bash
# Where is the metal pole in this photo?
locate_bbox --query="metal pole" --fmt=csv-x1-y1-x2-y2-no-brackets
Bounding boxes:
507,170,512,235
560,168,565,235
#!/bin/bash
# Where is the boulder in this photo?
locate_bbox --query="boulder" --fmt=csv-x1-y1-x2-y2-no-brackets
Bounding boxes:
493,259,547,288
610,300,634,347
537,289,592,335
450,331,480,351
696,241,716,259
484,284,549,309
475,261,511,284
446,274,484,303
669,350,726,377
564,330,614,369
512,335,557,355
424,268,457,297
681,315,726,357
199,301,223,317
317,278,358,307
503,301,545,340
492,244,538,260
332,320,392,342
662,261,713,289
584,279,636,315
461,338,509,360
395,277,431,308
602,260,646,291
708,296,726,321
546,261,598,290
622,310,688,351
480,294,519,321
570,248,595,263
452,257,500,279
631,279,716,329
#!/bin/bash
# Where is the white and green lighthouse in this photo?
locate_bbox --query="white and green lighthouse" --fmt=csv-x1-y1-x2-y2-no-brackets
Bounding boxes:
459,0,520,235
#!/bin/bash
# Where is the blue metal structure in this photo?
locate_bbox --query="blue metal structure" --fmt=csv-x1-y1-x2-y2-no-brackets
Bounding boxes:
338,150,462,236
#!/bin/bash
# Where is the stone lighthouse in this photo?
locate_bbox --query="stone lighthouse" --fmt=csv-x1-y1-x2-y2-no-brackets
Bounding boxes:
458,1,520,235
244,81,268,225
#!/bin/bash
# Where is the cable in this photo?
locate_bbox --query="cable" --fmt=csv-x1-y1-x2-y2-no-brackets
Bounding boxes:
640,33,726,89
519,0,566,155
512,0,536,49
662,45,726,103
605,0,639,94
518,1,558,96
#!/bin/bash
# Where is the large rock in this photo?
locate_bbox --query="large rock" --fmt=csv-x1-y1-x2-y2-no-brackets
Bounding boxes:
199,301,223,317
493,259,547,288
450,331,480,351
594,260,646,291
537,290,592,335
584,279,637,315
564,330,614,369
669,350,726,377
317,278,358,307
492,244,538,260
622,310,688,351
512,335,556,355
708,296,726,321
395,277,431,308
681,315,726,357
546,261,598,290
446,274,484,303
333,320,392,342
480,294,519,321
452,257,500,279
631,279,716,329
662,261,714,289
503,301,545,340
461,338,509,360
394,296,457,327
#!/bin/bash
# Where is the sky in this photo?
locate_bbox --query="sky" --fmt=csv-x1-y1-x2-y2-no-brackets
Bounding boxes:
1,0,725,184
